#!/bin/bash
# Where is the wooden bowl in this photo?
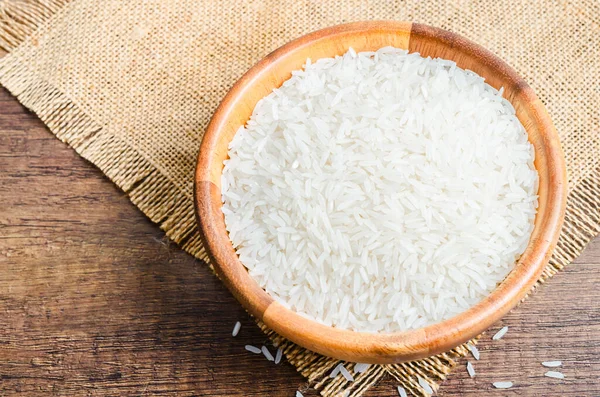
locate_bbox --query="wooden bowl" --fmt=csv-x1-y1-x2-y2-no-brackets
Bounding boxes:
194,21,567,364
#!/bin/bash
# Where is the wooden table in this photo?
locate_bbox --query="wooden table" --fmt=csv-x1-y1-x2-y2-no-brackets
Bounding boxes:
1,87,599,396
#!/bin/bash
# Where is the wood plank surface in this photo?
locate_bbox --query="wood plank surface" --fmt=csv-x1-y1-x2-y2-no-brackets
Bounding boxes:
1,87,598,396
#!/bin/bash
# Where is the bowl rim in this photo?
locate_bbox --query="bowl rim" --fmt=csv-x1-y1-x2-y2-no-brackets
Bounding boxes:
194,21,567,363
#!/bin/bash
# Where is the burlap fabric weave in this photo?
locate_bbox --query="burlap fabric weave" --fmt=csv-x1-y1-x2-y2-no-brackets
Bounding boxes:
1,0,599,395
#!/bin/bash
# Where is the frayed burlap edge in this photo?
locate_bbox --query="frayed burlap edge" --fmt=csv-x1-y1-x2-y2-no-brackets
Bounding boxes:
1,2,599,396
0,0,69,51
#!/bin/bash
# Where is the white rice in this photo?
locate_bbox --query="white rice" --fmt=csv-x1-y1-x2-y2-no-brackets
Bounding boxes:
466,361,475,377
468,343,480,361
275,347,283,364
492,326,509,340
397,386,408,397
354,363,370,373
493,381,513,389
417,376,434,395
542,361,562,367
330,363,343,378
339,365,355,382
232,321,241,337
545,371,565,379
261,345,275,361
222,47,538,332
245,345,261,354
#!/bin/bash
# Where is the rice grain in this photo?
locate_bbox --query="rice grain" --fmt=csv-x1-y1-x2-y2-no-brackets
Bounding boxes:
545,371,565,379
492,326,509,340
261,346,274,361
397,386,408,397
466,361,475,377
354,363,370,374
330,363,343,378
417,376,434,395
468,343,480,361
493,381,513,389
339,365,355,382
542,361,562,367
275,347,283,364
232,321,241,337
245,345,261,354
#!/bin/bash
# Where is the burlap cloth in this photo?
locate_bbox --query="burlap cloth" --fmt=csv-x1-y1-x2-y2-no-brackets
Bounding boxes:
1,0,599,395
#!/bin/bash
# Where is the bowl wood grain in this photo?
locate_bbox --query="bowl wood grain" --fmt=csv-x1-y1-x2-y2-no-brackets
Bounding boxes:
194,21,567,363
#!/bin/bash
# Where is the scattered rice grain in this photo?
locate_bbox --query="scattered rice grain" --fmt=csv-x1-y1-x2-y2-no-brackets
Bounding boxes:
232,321,241,337
417,376,434,395
330,363,343,378
261,346,274,361
468,343,480,360
542,361,562,368
245,345,261,354
493,381,513,389
339,365,355,382
397,385,408,397
466,361,475,377
354,363,370,373
545,371,565,379
492,326,509,340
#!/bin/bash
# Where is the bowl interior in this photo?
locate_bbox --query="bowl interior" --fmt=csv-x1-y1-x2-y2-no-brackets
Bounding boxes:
194,21,566,363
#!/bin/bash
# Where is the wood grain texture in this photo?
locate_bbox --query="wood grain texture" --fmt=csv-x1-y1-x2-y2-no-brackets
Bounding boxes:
194,21,567,363
0,88,598,395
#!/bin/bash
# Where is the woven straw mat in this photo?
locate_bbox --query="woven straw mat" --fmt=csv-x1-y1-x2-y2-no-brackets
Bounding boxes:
1,0,599,396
